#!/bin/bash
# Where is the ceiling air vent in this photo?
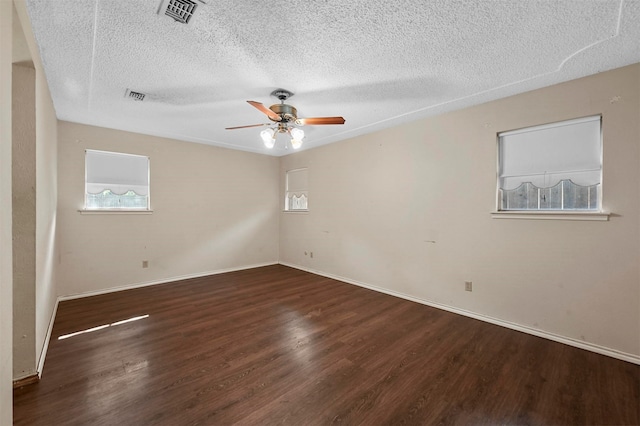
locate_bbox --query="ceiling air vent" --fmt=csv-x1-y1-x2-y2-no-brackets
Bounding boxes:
159,0,198,24
125,89,145,102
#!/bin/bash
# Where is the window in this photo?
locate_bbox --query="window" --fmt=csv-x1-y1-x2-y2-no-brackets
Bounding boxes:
497,116,601,211
85,150,150,210
285,168,308,211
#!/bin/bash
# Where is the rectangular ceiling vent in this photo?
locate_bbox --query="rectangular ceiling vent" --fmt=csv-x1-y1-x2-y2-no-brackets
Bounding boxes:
158,0,207,24
125,89,146,102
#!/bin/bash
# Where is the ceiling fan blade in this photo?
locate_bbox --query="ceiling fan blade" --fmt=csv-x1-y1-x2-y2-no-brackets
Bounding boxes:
247,101,282,121
296,116,345,126
225,123,270,130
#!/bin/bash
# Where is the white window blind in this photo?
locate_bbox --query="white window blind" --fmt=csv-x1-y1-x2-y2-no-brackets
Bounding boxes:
498,116,602,211
499,116,601,190
85,150,150,210
285,168,308,211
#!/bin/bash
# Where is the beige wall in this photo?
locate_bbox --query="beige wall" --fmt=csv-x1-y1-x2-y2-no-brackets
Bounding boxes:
7,0,60,389
279,64,640,359
12,62,36,379
1,1,15,422
57,122,280,296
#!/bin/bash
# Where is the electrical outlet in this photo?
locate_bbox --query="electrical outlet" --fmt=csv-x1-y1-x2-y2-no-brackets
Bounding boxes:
142,260,149,268
310,252,313,258
465,281,472,292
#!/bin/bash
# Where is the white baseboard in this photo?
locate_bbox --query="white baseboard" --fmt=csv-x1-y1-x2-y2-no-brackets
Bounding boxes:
279,262,640,365
58,262,279,301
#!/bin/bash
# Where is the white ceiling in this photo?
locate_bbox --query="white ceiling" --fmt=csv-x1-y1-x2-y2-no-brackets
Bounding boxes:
25,0,640,156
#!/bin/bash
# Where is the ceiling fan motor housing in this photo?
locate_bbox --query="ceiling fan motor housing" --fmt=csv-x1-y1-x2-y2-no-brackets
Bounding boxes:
269,103,297,123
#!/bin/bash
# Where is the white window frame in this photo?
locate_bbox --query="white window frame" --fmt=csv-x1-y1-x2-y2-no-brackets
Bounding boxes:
284,167,308,212
492,116,609,221
82,149,151,213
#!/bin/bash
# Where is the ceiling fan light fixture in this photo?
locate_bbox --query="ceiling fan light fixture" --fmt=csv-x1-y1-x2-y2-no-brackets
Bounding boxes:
290,127,304,141
261,128,276,148
289,127,304,149
290,137,303,150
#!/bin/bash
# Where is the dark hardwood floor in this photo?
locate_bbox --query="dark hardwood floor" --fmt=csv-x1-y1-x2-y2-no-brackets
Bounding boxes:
13,265,640,425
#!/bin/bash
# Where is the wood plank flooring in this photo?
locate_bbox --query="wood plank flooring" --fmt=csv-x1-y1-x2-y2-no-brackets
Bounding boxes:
13,265,640,425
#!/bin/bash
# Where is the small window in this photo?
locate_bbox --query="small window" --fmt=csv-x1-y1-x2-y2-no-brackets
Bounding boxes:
497,116,601,211
285,168,308,211
85,150,150,210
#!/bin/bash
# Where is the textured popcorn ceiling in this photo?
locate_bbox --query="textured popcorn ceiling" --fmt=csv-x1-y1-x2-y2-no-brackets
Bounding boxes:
25,0,640,156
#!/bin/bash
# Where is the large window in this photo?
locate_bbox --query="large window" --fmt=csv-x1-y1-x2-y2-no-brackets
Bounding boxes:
285,168,308,211
497,116,602,211
85,150,150,210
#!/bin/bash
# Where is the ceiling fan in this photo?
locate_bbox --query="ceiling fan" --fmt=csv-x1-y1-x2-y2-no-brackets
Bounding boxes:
225,89,345,149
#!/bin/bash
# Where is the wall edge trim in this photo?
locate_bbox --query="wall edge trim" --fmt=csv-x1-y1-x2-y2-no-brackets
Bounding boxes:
279,262,640,365
58,262,278,301
36,298,58,378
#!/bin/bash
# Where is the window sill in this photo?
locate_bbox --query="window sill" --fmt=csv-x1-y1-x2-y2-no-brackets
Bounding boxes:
283,209,309,213
491,211,609,221
79,209,153,215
